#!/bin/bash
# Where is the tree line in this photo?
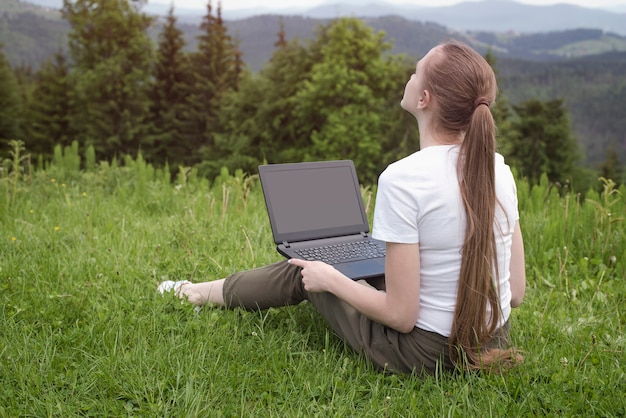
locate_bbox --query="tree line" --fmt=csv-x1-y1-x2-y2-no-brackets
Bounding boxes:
0,0,619,188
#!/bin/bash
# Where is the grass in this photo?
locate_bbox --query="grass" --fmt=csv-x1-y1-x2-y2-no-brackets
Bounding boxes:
1,142,625,416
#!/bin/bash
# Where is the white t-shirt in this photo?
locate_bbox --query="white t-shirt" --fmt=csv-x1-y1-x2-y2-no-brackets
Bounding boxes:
371,145,518,337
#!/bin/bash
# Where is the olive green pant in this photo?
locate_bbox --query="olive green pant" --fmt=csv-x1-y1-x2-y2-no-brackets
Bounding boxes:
223,261,468,375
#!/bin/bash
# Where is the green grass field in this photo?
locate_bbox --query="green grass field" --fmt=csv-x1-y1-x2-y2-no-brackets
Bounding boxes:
1,142,625,416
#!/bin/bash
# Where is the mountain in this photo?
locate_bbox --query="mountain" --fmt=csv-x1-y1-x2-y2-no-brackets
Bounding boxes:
303,2,425,18
15,0,626,36
288,1,626,36
198,1,626,36
0,0,67,68
398,1,626,36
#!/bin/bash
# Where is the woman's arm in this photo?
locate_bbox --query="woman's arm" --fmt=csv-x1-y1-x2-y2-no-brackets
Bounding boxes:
290,242,421,333
509,221,526,308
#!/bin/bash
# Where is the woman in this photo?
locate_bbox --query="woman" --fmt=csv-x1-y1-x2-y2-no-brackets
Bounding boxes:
158,40,526,375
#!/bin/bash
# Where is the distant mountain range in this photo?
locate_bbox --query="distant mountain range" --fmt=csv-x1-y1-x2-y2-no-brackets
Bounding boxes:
18,0,626,36
151,1,625,38
148,0,626,29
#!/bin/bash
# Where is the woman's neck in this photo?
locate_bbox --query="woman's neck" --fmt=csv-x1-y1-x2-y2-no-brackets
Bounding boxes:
417,118,463,149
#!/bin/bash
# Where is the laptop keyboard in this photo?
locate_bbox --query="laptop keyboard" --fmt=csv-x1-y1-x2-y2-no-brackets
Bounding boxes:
295,240,386,265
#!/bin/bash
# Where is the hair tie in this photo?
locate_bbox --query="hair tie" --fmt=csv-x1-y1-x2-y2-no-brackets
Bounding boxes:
474,98,490,110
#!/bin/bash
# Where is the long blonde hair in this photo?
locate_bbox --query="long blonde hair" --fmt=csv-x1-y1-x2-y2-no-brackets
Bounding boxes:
421,41,521,371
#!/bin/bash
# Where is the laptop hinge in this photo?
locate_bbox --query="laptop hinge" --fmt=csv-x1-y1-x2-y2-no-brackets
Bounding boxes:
360,232,369,238
282,241,291,248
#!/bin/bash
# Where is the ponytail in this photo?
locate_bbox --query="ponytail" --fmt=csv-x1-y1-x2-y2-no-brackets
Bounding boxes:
424,41,522,372
451,102,517,371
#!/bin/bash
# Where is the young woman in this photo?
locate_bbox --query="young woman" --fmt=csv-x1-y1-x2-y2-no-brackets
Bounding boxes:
158,40,526,375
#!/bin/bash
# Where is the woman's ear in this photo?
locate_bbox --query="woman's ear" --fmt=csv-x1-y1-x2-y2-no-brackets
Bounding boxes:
418,89,431,110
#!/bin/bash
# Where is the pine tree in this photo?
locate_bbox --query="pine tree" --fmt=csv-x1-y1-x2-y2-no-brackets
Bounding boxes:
210,28,315,178
183,0,239,169
509,98,582,187
598,146,624,186
275,17,287,49
27,51,74,159
231,36,244,90
213,17,406,184
0,45,22,155
62,0,154,159
483,49,516,155
147,5,192,166
291,18,400,183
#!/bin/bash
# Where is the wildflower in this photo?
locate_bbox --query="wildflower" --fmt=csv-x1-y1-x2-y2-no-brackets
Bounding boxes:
82,192,87,197
54,226,60,232
29,209,34,214
61,183,66,188
51,178,56,183
11,237,16,241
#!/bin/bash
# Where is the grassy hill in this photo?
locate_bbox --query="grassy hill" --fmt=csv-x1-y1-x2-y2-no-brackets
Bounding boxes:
1,146,625,415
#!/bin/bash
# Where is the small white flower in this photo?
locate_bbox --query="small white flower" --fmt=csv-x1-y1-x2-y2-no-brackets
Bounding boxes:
252,331,258,337
560,357,568,365
175,184,183,191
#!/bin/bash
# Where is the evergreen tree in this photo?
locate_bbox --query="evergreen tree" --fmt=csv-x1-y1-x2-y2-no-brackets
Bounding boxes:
62,0,154,159
27,51,74,159
184,0,239,169
231,37,244,90
214,18,406,183
598,146,624,186
211,36,313,178
292,18,400,183
275,17,287,49
0,45,21,154
147,5,192,166
483,49,516,155
509,98,582,186
12,65,35,145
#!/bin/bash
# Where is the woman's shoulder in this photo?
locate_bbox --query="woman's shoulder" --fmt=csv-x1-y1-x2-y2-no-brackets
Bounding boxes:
380,152,422,185
384,146,459,174
495,152,515,179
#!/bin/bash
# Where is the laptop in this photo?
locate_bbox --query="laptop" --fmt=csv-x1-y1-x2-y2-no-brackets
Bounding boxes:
258,160,386,280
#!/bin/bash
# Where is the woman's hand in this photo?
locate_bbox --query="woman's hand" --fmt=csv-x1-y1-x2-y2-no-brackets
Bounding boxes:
288,259,341,293
290,242,420,333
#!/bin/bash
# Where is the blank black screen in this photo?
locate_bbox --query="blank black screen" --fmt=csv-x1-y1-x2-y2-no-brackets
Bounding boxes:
262,165,366,238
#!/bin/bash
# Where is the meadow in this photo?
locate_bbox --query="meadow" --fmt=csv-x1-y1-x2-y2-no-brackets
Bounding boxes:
1,141,625,416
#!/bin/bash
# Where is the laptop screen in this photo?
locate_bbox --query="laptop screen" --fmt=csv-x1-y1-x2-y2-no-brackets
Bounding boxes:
258,161,370,244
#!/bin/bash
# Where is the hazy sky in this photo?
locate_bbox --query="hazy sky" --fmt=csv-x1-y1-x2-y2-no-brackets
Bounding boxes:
164,0,625,11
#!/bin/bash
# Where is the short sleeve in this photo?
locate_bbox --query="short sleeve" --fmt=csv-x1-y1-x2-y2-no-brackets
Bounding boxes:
495,154,519,222
371,166,420,244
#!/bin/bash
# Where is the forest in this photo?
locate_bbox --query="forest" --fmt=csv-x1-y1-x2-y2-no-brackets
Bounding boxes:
0,0,624,189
